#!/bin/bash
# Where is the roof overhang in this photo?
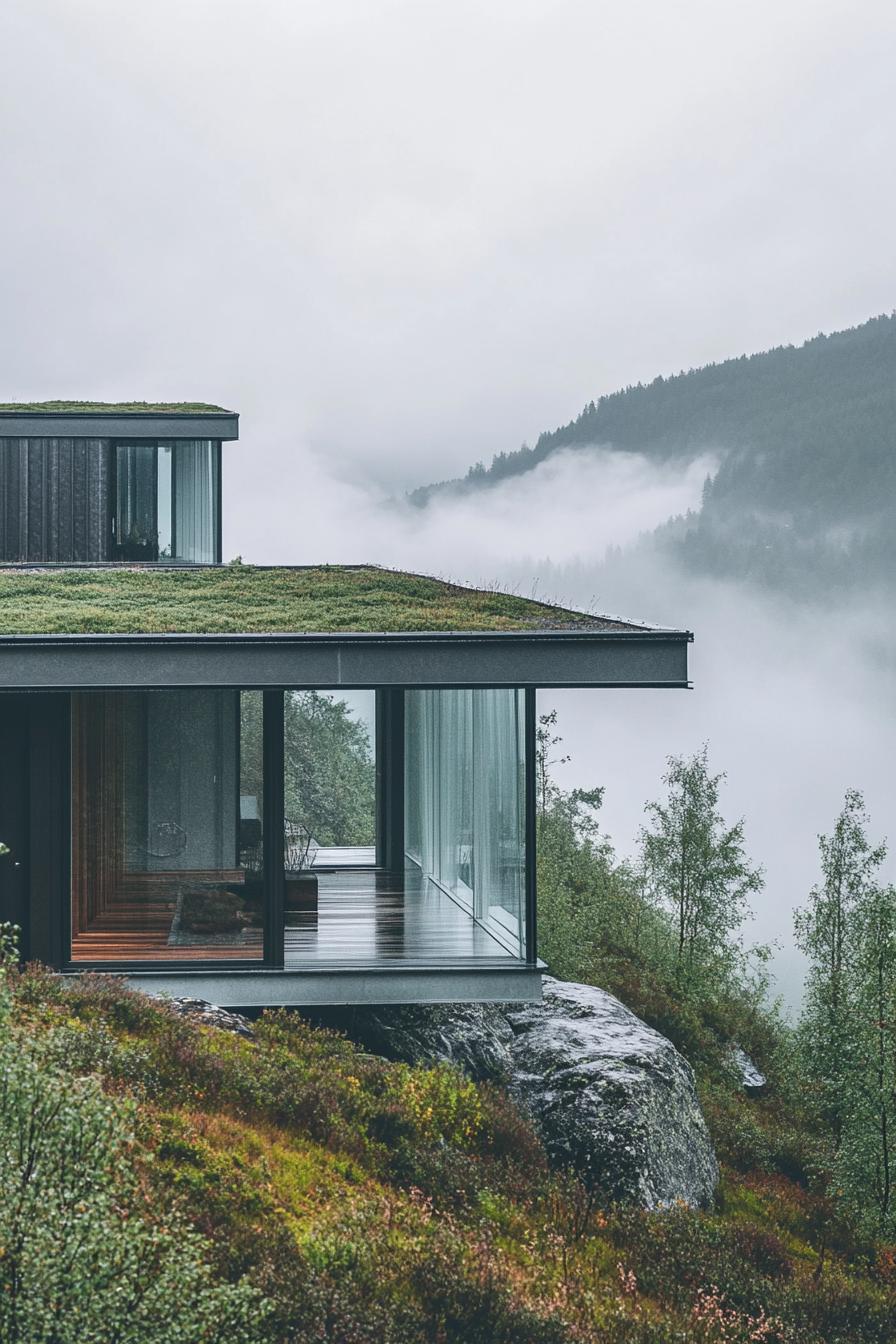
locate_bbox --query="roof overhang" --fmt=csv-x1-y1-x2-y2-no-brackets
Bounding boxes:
0,411,239,440
0,628,691,691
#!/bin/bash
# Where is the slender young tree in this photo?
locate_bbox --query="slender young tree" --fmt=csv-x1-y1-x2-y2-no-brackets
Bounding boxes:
794,789,886,1147
841,880,896,1234
639,746,763,988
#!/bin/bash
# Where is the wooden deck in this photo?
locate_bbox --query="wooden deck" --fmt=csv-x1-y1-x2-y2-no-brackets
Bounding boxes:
69,869,513,965
285,869,512,964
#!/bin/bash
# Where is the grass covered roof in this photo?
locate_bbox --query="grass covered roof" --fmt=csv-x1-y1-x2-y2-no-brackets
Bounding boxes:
0,401,230,414
0,565,645,636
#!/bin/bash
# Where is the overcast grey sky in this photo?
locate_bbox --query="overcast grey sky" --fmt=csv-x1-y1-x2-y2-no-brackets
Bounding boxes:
2,0,895,496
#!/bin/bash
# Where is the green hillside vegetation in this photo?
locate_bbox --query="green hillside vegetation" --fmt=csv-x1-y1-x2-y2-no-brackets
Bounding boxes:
5,942,893,1343
410,313,896,593
0,564,630,634
4,715,896,1342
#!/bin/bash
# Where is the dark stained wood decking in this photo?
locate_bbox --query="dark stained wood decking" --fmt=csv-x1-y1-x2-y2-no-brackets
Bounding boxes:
285,869,512,964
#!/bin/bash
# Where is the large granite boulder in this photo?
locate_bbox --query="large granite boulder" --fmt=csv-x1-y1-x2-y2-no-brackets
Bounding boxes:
505,978,718,1208
313,978,718,1209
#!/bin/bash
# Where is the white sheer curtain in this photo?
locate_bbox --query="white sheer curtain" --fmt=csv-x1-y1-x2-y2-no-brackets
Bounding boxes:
404,688,526,956
171,440,218,563
473,690,525,949
436,690,473,904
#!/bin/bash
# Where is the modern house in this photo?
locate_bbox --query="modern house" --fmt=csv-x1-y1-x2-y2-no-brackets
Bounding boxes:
0,404,692,1008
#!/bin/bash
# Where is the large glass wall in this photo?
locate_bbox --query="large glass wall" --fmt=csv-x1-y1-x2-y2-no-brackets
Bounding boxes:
404,689,527,957
70,690,263,962
68,686,527,967
113,440,219,562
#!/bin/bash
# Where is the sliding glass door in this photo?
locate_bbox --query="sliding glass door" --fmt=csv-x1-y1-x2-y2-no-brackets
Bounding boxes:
404,689,528,957
113,445,157,560
70,688,379,966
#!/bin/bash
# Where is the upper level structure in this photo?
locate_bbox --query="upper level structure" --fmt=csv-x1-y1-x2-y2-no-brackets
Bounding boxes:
0,403,238,565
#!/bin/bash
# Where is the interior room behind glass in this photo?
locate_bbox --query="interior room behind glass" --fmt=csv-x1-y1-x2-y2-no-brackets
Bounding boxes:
112,439,220,562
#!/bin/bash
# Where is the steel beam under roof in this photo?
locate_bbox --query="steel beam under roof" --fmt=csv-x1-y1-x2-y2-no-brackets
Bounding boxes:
0,411,239,440
0,628,691,690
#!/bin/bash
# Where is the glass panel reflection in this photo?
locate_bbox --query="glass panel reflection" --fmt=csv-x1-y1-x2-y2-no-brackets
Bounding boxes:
112,440,219,563
114,445,157,560
283,690,377,868
70,690,263,962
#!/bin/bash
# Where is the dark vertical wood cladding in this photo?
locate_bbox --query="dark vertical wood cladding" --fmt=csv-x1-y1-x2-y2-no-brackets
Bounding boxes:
0,699,30,948
0,438,110,561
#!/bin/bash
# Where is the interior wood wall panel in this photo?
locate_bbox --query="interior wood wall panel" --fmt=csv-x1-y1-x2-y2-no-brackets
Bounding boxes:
71,693,125,933
0,437,110,561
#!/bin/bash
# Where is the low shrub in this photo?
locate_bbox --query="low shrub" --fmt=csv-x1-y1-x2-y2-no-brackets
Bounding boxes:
0,935,266,1343
5,951,895,1344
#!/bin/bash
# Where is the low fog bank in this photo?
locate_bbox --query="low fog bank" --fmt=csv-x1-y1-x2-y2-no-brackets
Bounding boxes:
227,432,713,586
229,438,895,1012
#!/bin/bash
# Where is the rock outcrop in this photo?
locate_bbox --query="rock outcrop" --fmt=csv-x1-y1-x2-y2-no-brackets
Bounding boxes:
316,1001,514,1081
165,997,256,1039
313,977,719,1209
160,982,718,1209
505,979,718,1207
728,1044,767,1092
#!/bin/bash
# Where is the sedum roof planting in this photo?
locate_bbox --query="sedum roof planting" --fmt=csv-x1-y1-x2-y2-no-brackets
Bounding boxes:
0,565,649,636
0,401,230,414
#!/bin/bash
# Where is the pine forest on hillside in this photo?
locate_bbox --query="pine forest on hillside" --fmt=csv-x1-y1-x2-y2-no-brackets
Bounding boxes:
411,314,896,596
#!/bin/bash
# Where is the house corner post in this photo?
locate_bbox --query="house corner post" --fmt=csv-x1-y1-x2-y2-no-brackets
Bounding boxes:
263,690,285,967
524,687,538,965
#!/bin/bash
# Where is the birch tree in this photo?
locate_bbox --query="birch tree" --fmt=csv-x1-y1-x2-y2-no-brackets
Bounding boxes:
639,746,763,990
840,880,896,1234
794,789,886,1147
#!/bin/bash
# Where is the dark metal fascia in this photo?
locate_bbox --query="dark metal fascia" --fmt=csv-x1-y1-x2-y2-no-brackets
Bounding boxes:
0,628,693,690
0,628,693,648
0,412,239,441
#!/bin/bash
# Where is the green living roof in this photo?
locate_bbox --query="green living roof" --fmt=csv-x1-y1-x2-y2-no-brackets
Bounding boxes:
0,401,230,414
0,565,646,636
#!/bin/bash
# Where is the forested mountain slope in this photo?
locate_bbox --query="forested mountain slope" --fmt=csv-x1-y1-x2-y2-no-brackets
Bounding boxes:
411,314,896,593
